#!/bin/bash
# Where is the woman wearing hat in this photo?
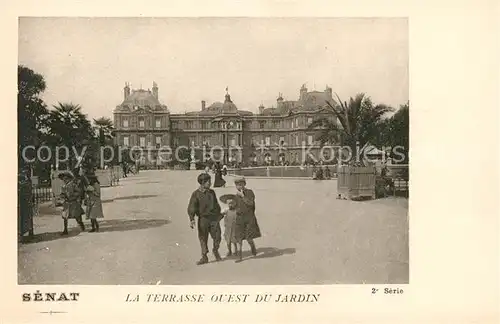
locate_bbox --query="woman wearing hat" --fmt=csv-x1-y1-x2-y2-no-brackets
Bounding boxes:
213,162,226,188
233,177,261,261
58,171,85,235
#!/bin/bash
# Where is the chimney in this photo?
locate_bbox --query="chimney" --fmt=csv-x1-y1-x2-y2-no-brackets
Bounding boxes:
201,100,206,110
258,104,265,115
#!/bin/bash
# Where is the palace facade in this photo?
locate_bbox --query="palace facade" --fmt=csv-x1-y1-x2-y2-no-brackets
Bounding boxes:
113,82,338,166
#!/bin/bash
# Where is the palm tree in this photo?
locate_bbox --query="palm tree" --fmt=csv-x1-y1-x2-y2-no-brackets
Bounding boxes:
308,93,393,165
46,102,95,169
93,117,114,142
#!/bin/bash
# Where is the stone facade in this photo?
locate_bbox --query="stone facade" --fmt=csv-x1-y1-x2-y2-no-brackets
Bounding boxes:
113,82,171,165
113,82,338,166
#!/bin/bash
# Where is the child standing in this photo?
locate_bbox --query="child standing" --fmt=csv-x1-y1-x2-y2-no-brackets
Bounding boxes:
233,177,261,261
187,173,223,265
222,199,239,258
85,175,104,232
58,171,85,235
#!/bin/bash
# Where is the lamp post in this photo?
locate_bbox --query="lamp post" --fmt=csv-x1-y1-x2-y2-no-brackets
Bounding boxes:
225,120,235,166
190,141,196,170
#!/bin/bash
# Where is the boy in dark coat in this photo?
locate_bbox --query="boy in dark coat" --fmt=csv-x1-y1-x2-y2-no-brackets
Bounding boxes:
187,173,223,265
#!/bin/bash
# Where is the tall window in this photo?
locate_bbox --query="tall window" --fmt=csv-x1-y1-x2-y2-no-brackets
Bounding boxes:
265,136,271,146
123,136,129,146
295,135,299,146
155,136,162,145
202,136,210,146
123,119,129,128
307,117,313,125
189,136,196,146
139,117,145,128
155,117,161,128
280,136,285,146
291,120,295,129
139,136,146,147
186,121,193,129
259,121,265,129
307,135,313,145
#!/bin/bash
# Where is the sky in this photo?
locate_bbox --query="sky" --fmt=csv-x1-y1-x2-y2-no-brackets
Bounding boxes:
18,17,408,119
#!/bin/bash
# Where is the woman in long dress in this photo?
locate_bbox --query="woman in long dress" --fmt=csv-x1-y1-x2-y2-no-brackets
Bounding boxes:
85,175,104,232
324,165,331,179
213,163,226,188
311,164,318,179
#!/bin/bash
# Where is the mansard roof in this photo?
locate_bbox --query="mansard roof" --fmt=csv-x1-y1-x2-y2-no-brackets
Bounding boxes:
115,89,168,112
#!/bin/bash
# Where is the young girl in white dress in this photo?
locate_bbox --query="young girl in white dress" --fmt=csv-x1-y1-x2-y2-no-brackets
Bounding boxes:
222,199,239,258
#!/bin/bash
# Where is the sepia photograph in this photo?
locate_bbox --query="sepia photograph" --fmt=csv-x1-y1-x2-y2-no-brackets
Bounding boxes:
17,17,409,285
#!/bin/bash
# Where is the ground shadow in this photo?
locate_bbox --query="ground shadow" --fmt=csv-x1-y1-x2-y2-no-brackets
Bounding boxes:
20,227,81,245
102,194,159,204
220,247,296,263
95,219,170,233
249,247,296,260
133,181,162,185
19,219,170,244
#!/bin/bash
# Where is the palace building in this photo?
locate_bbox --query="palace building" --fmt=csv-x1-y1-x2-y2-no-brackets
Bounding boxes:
113,82,338,166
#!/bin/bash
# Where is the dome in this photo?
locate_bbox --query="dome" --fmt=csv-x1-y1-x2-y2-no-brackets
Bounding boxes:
184,91,251,116
221,93,238,113
207,101,223,111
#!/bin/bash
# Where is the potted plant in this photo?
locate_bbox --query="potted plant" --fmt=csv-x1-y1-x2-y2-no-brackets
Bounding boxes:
308,93,393,200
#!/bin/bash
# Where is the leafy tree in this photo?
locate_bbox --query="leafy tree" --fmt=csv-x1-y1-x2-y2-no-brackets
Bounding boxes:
378,102,409,163
177,146,192,168
118,147,134,165
18,65,49,168
308,93,393,164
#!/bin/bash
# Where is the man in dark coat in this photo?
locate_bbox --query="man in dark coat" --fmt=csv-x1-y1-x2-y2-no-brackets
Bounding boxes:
324,165,331,179
121,162,128,178
187,173,223,265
